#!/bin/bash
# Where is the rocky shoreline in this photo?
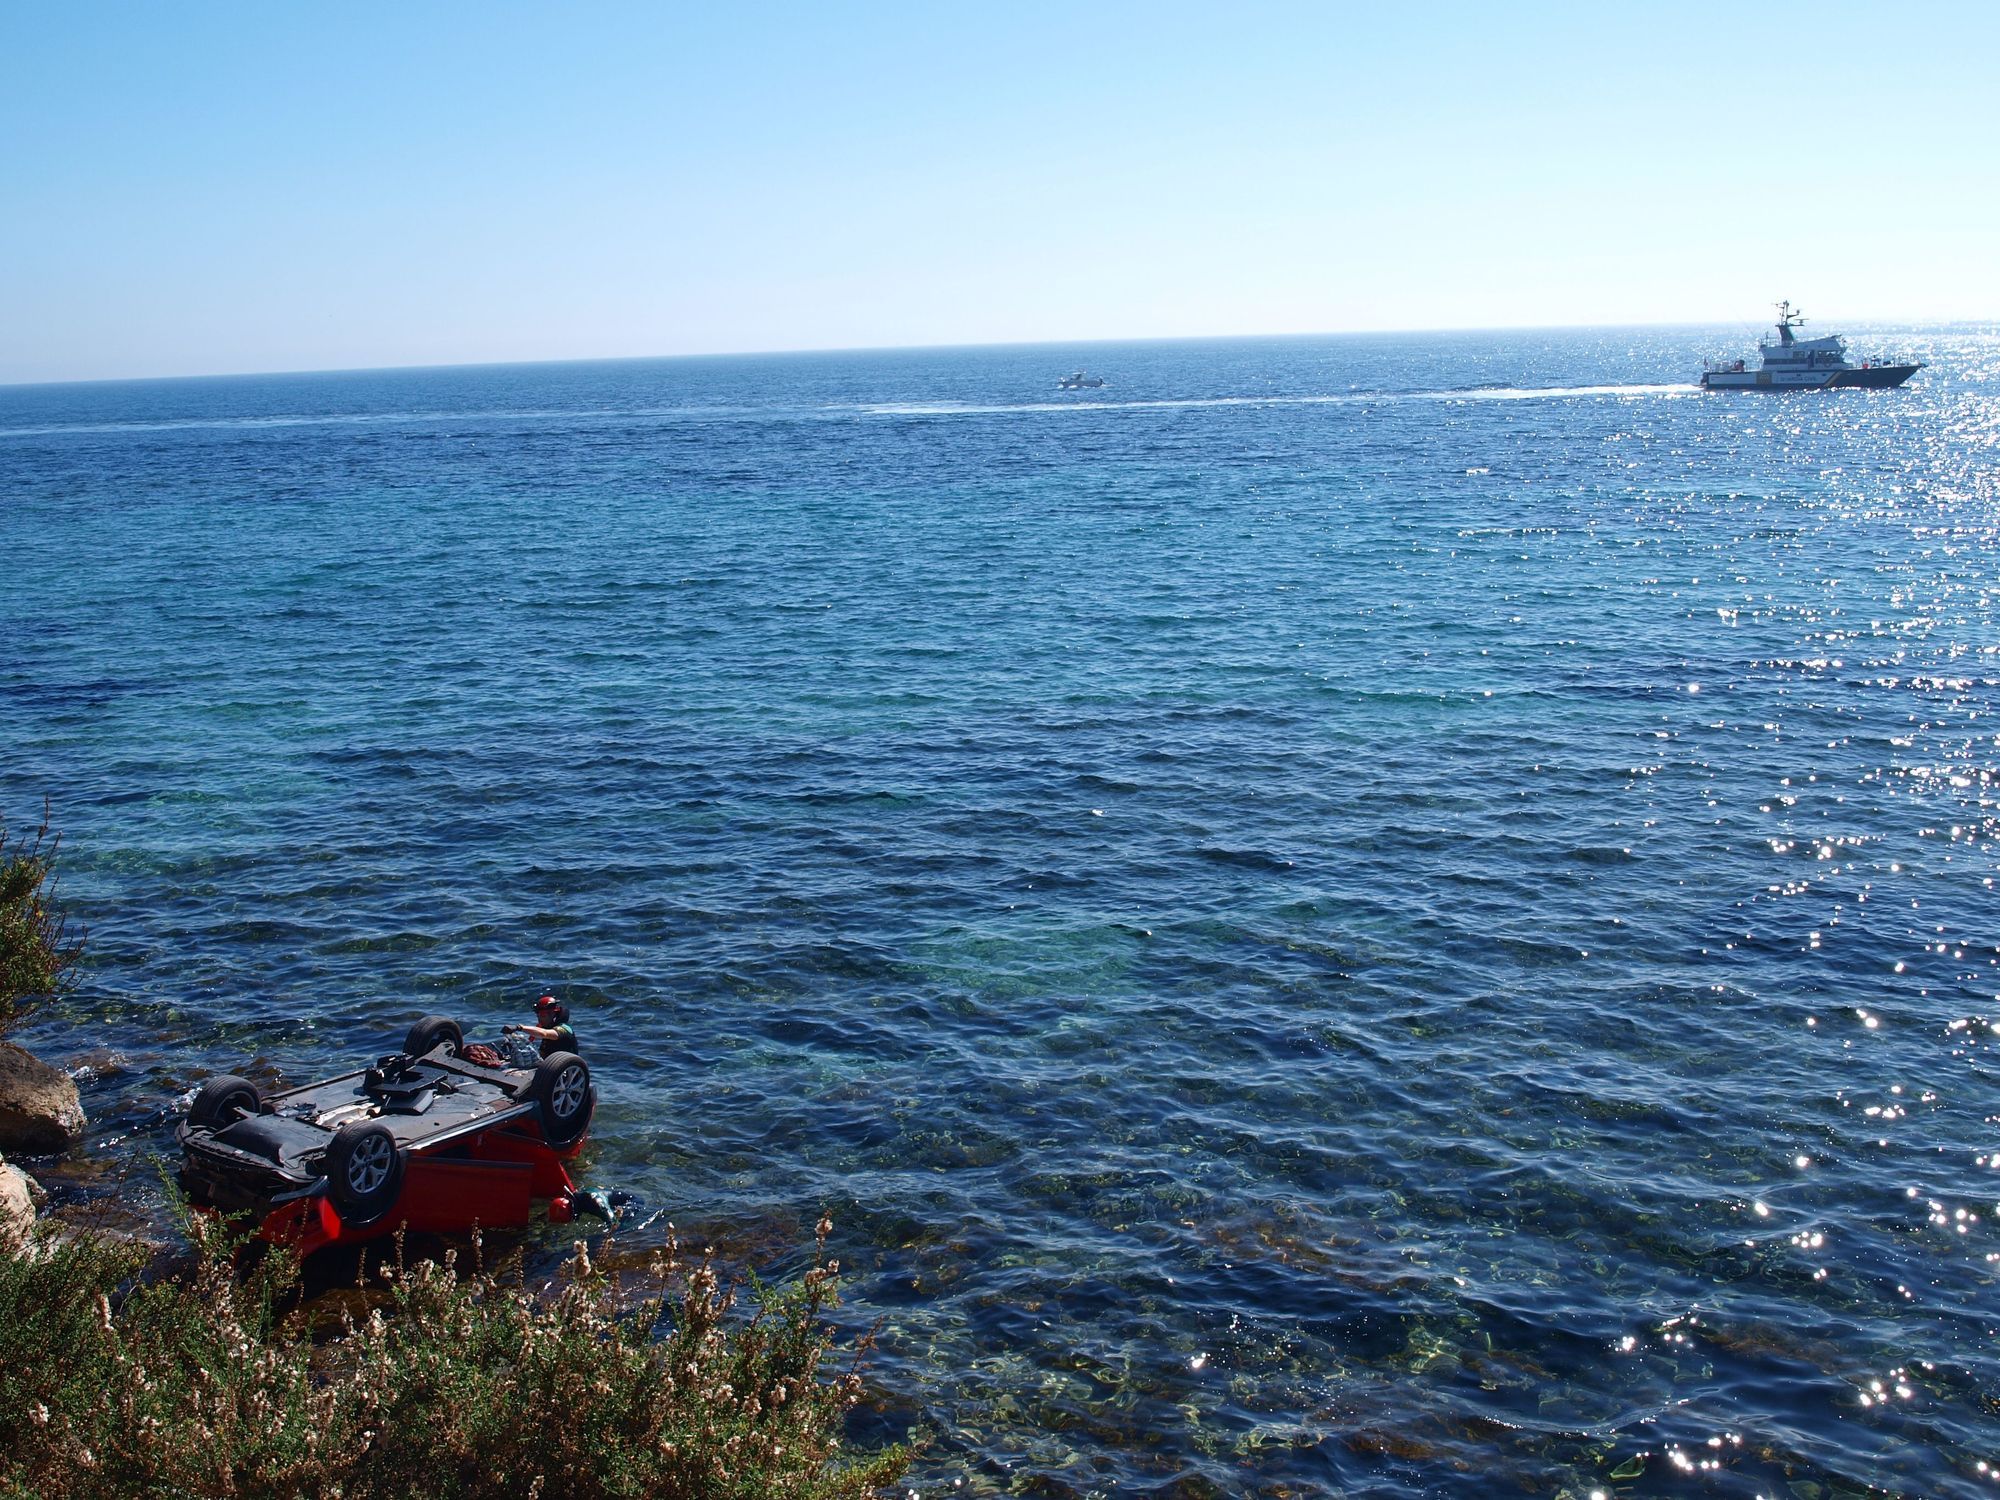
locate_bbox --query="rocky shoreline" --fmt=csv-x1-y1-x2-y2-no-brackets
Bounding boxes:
0,1039,87,1246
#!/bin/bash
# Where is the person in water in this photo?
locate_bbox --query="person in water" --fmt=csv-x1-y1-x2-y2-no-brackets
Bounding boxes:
505,994,578,1058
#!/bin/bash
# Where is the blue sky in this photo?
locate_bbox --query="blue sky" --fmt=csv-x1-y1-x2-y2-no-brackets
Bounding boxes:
3,3,1994,383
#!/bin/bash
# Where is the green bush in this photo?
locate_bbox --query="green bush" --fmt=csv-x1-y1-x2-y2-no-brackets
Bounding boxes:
0,804,81,1033
0,1213,911,1499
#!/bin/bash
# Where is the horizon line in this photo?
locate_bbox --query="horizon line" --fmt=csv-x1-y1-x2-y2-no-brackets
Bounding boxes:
4,314,1989,393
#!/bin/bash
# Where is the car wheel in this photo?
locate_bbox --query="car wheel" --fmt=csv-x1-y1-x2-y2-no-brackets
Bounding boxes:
530,1052,593,1148
325,1121,405,1226
188,1074,260,1130
402,1015,464,1060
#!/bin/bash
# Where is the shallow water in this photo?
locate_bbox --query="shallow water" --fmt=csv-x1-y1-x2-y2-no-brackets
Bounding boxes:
4,324,1999,1497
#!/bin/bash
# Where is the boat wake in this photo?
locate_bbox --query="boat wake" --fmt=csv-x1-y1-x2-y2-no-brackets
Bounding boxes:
1,384,1696,441
859,383,1694,417
0,403,770,440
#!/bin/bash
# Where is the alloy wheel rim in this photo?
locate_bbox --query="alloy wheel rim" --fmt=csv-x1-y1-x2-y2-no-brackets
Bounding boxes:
349,1135,394,1195
551,1068,587,1118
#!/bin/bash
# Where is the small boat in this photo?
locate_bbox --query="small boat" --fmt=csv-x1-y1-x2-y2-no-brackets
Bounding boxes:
1057,370,1106,390
1700,302,1920,390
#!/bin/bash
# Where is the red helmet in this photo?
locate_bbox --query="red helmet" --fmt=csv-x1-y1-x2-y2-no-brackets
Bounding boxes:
535,994,567,1023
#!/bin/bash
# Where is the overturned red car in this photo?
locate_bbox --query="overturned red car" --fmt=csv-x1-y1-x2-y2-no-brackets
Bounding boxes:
176,1015,595,1257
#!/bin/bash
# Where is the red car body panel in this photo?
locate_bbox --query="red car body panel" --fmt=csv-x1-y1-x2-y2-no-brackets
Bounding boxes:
246,1125,584,1256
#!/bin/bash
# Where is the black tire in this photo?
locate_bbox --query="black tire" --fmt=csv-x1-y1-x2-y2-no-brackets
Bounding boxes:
324,1121,405,1226
402,1015,464,1060
529,1052,593,1149
188,1074,260,1130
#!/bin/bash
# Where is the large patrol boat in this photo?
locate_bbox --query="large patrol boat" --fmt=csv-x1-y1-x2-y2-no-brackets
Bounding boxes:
1700,303,1920,390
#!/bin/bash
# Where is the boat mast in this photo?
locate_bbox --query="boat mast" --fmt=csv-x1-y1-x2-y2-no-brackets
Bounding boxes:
1774,300,1803,346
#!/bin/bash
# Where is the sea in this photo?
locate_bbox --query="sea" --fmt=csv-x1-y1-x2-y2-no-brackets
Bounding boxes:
3,325,1997,1498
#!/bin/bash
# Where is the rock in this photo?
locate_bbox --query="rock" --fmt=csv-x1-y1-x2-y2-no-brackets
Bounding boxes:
0,1157,37,1246
65,1048,129,1084
0,1041,87,1154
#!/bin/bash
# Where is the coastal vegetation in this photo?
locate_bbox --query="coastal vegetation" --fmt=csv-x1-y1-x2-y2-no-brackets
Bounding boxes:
1,1213,910,1499
0,804,81,1033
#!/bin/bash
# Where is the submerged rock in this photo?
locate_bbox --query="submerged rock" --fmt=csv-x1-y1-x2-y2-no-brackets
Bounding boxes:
0,1041,87,1154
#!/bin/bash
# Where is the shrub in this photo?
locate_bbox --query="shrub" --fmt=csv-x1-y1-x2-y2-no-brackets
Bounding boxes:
0,803,81,1033
0,1212,911,1499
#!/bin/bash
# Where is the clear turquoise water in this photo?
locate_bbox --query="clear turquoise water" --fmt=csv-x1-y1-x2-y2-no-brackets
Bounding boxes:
4,327,1998,1497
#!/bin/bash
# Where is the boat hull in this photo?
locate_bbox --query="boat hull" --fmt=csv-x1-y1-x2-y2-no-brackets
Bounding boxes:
1825,364,1920,389
1700,362,1919,391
